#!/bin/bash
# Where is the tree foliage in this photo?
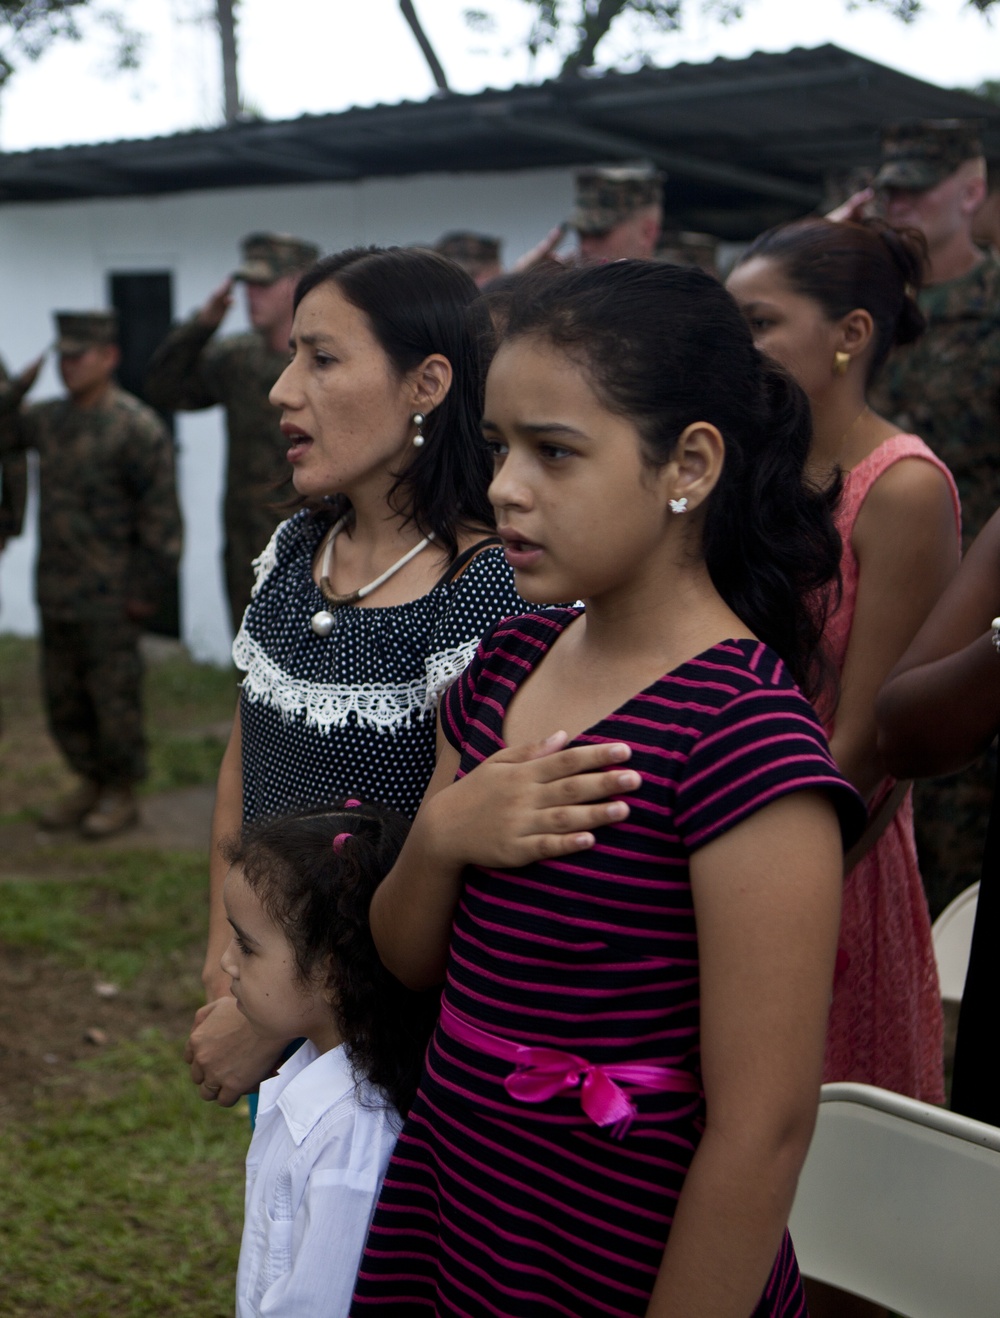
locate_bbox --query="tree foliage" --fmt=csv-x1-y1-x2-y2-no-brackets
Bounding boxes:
856,0,998,18
0,0,142,89
467,0,999,78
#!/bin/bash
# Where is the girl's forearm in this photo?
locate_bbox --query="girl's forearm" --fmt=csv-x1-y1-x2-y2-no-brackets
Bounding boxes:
646,1120,813,1318
877,632,1000,777
828,723,886,806
369,791,466,989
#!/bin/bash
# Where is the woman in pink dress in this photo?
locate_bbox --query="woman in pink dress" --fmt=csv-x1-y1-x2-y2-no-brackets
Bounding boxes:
728,218,961,1105
729,216,962,1318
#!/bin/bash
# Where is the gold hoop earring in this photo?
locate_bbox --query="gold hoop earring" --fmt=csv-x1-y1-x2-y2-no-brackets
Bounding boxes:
833,351,850,377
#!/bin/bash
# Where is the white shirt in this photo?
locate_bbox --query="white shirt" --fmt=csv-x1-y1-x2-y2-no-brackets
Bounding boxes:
236,1040,400,1318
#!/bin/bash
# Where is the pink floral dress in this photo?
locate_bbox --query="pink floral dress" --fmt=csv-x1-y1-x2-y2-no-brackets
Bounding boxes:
823,433,960,1102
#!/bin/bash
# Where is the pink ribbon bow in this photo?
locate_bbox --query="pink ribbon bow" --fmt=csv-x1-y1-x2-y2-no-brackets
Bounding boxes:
440,1004,699,1141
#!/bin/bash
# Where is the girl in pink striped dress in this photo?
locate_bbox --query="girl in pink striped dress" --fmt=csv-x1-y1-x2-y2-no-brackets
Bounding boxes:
352,262,865,1317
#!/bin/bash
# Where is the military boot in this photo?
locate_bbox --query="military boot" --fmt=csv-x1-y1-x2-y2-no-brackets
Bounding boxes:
39,779,100,830
80,786,138,839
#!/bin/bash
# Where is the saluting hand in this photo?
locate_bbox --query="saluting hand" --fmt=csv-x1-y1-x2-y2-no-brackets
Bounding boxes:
513,225,571,273
198,277,235,329
826,187,876,224
16,354,44,395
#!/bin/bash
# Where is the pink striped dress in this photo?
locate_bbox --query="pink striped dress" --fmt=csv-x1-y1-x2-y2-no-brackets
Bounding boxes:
352,612,864,1317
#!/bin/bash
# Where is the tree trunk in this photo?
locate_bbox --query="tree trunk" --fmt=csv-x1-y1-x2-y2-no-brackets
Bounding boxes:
560,0,632,78
399,0,450,93
217,0,241,124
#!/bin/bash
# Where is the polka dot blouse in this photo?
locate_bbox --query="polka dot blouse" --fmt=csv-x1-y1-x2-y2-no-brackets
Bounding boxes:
233,510,527,822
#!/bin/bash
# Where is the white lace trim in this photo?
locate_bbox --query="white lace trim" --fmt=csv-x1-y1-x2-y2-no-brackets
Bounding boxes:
232,627,480,732
249,520,289,598
425,640,481,709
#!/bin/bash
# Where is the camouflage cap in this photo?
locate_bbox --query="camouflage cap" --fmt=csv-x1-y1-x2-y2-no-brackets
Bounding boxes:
54,310,119,354
572,164,665,235
434,231,502,264
234,232,320,284
875,120,984,192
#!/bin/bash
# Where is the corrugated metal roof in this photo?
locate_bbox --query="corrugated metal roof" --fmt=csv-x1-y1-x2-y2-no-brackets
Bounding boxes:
2,44,997,237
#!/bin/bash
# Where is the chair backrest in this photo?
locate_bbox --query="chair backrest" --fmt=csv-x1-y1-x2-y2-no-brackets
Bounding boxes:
931,882,980,1003
789,1082,1000,1317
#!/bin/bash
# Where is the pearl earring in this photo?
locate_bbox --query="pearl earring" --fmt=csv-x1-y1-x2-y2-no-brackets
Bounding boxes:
412,413,426,448
669,497,688,514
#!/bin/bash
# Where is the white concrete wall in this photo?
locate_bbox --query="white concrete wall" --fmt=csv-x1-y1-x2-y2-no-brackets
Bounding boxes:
0,165,575,662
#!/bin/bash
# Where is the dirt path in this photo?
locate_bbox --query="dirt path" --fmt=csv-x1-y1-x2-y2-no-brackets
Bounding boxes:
0,783,216,876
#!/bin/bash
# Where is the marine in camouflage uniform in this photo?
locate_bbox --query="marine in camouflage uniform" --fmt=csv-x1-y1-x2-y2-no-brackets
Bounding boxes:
515,164,665,272
434,231,503,287
145,232,319,634
869,121,999,916
573,164,665,262
872,250,1000,546
0,312,182,836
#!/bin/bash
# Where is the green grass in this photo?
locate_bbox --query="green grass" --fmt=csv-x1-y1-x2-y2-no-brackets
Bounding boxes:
0,848,208,987
0,1032,247,1317
0,845,248,1316
0,639,248,1313
143,648,239,794
145,732,232,795
144,648,238,735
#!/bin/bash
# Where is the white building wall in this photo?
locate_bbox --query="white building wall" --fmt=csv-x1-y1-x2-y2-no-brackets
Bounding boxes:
0,166,575,662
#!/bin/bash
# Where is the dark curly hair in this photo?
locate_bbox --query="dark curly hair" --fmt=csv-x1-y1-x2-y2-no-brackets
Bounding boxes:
221,802,438,1116
497,260,841,700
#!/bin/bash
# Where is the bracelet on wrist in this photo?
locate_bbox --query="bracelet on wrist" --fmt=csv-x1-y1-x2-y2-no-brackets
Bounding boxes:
991,618,1000,655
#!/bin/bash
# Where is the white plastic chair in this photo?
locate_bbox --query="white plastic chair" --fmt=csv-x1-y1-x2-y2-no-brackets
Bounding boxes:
931,882,979,1003
789,1082,1000,1317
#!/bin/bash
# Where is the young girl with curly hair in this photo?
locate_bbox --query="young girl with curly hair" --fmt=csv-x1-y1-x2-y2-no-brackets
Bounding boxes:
219,802,437,1317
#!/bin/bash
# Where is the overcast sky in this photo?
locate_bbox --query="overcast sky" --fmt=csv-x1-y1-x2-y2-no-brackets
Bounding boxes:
0,0,997,152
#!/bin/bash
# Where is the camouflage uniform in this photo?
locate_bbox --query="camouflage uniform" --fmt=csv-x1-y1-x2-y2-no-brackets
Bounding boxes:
145,232,319,633
434,231,502,286
572,164,665,236
2,314,182,789
869,255,1000,552
868,121,1000,916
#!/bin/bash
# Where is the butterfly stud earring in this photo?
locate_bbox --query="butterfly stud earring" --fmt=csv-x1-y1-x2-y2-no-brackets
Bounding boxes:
669,497,688,514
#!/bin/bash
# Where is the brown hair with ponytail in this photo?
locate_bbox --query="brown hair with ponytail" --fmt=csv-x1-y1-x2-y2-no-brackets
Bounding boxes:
736,216,927,385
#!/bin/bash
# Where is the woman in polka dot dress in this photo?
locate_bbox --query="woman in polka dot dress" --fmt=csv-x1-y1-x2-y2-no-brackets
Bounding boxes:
185,247,526,1108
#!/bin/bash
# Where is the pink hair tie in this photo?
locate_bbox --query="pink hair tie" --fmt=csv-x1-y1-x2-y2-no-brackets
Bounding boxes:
344,798,361,808
333,832,352,854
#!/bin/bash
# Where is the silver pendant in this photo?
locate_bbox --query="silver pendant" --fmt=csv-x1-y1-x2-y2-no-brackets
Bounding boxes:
310,610,335,637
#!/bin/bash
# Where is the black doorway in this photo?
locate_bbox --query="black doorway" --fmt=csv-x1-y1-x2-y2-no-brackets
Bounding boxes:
108,270,180,639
